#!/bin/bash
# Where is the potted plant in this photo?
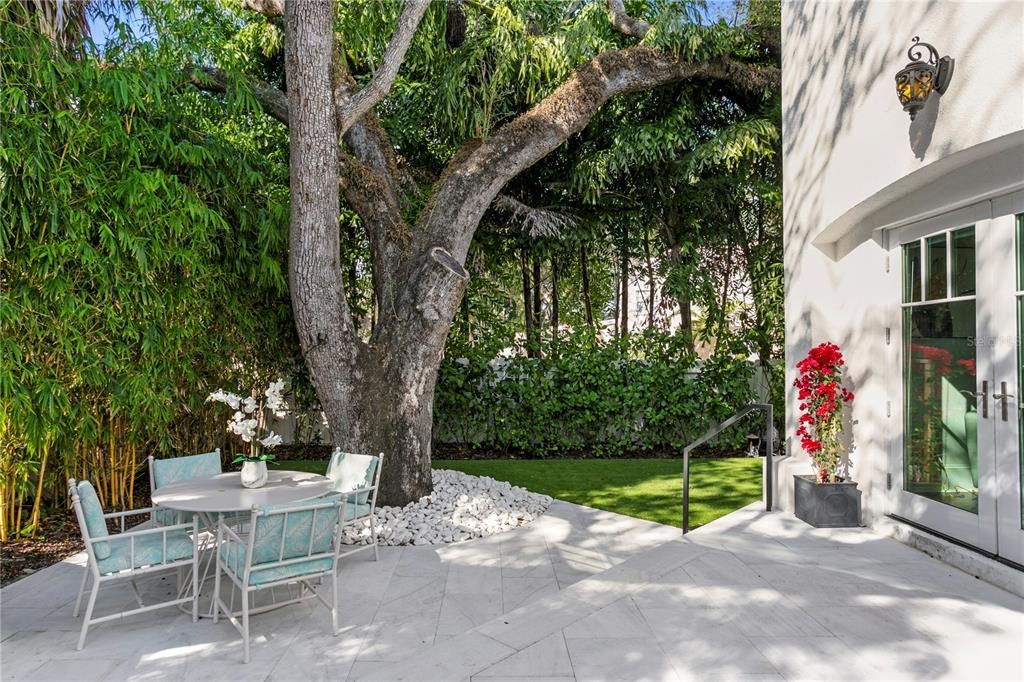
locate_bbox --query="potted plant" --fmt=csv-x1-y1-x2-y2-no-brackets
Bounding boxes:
207,380,287,489
793,342,860,527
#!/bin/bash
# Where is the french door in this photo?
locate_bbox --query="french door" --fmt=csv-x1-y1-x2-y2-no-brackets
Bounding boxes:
892,206,1024,565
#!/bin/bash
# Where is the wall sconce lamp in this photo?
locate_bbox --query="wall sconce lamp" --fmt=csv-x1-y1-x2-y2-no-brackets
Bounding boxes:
895,37,954,120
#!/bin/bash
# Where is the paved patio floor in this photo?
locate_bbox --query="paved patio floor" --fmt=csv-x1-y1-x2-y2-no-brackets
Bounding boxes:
2,501,1022,681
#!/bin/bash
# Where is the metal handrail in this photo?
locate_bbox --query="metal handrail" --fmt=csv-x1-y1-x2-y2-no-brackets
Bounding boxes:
682,402,774,534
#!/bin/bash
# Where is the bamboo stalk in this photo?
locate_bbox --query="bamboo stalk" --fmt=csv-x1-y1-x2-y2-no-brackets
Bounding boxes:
28,442,49,538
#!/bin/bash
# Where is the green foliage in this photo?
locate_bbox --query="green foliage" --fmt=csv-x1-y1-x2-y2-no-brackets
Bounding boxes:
435,329,754,456
0,8,296,526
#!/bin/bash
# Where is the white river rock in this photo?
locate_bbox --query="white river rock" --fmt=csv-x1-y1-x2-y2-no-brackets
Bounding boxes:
340,469,552,546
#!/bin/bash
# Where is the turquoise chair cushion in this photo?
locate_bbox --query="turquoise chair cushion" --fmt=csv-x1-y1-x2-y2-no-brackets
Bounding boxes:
151,451,221,489
153,508,187,527
219,544,334,585
77,481,111,560
97,531,194,575
252,496,341,564
325,451,379,505
220,496,345,586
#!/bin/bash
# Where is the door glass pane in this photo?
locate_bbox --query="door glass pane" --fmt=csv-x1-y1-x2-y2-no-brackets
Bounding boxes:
951,227,976,297
1018,215,1024,528
904,241,921,303
903,301,978,513
926,234,948,300
1018,295,1023,528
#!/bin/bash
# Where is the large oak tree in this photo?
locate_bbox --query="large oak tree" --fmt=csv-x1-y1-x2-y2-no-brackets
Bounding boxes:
200,0,779,505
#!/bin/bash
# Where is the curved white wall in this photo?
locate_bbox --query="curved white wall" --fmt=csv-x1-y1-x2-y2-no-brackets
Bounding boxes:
780,0,1024,521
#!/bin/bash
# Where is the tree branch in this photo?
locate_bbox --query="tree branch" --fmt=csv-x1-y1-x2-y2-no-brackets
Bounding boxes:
608,0,649,39
241,0,283,17
188,66,290,126
335,0,430,137
418,47,779,263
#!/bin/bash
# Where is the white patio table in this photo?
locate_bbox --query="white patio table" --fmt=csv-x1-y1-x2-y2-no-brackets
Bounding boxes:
151,470,334,618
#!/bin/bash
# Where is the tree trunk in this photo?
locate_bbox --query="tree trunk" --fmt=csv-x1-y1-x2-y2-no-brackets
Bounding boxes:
521,248,537,357
643,230,655,330
532,255,542,336
619,229,629,339
580,244,594,329
550,256,559,339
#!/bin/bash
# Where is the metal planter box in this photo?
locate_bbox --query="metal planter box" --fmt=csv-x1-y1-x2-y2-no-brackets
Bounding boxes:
793,474,861,528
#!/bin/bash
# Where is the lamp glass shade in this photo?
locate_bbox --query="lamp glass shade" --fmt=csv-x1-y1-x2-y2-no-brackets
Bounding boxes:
895,62,935,119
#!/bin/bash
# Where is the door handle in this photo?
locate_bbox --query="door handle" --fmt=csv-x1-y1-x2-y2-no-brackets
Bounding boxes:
964,380,989,419
992,381,1015,422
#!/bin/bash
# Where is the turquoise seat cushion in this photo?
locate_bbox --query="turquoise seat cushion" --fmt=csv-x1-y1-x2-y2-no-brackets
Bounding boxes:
152,451,221,489
97,531,194,574
153,508,187,527
343,502,371,522
325,451,379,504
219,543,333,585
77,481,111,560
220,496,343,586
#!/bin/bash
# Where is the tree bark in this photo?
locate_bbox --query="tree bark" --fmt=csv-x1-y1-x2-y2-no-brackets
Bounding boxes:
521,248,537,357
550,256,560,339
580,244,594,329
643,229,655,330
532,255,542,336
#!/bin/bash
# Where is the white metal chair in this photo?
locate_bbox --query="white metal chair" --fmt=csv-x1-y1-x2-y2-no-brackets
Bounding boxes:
148,450,221,526
325,449,384,561
68,479,199,650
213,496,354,662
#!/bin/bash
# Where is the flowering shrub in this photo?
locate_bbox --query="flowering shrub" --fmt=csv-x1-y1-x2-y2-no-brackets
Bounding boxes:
794,342,854,483
207,380,288,463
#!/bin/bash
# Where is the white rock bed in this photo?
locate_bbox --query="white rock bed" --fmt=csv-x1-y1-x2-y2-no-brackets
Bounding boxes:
341,469,552,546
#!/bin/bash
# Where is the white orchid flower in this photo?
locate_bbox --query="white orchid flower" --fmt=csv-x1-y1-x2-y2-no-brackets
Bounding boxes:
259,431,283,449
242,396,258,414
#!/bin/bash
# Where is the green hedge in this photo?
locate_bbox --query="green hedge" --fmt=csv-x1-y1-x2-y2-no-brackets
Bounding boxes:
435,330,755,456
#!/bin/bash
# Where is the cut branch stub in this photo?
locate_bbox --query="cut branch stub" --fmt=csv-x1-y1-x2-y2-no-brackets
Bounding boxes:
413,248,469,322
608,0,649,39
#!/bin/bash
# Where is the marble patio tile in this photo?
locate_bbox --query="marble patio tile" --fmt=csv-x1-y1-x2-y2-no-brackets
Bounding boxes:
565,636,681,682
563,597,652,640
436,591,504,636
501,576,559,611
473,632,573,678
0,607,50,641
350,632,514,681
392,545,450,578
24,657,123,682
477,592,600,650
659,634,780,680
355,615,438,662
748,635,872,681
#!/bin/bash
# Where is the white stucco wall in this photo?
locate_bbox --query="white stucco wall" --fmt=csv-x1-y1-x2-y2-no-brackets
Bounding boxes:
779,0,1024,523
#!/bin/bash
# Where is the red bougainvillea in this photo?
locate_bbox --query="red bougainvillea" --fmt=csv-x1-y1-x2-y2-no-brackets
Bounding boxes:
794,342,854,483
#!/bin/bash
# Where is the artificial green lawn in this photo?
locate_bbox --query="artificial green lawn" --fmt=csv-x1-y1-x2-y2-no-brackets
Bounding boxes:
285,457,762,530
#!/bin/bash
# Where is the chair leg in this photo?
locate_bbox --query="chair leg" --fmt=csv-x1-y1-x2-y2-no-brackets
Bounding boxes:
212,559,221,624
76,579,100,651
192,550,199,623
331,573,340,636
73,567,90,618
130,579,145,608
242,588,251,664
371,514,379,562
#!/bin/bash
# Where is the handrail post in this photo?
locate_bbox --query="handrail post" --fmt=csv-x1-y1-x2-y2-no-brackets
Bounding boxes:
765,403,774,512
682,402,776,536
682,446,691,534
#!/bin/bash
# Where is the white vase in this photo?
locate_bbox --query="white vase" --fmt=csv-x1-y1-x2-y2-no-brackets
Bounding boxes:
240,461,268,489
